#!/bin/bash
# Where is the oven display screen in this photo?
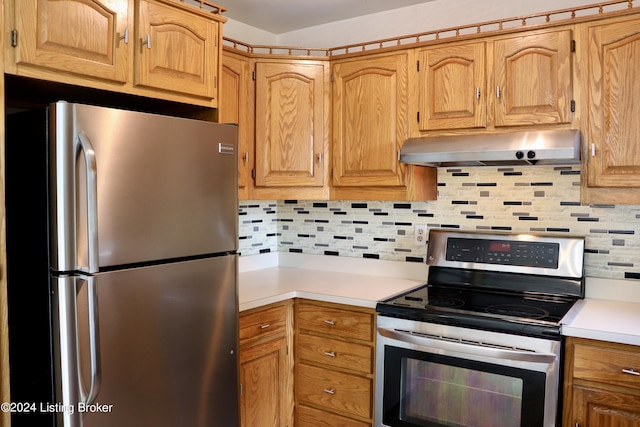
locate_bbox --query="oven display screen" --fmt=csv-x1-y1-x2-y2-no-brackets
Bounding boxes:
446,238,560,268
489,242,511,252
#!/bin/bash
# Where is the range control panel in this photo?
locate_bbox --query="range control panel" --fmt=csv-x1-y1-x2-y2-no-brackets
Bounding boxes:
427,229,584,279
445,238,559,268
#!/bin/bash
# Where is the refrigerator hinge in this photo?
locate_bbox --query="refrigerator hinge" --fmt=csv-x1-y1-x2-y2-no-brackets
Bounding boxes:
11,29,18,47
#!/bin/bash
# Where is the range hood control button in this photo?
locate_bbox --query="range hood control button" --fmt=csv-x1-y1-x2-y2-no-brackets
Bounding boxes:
527,151,536,159
515,151,524,159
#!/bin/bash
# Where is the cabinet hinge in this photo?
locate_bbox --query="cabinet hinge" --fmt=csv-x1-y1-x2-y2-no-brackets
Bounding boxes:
251,168,256,179
571,40,576,53
252,70,256,81
11,29,18,47
214,76,217,89
571,100,576,112
416,60,420,72
417,111,420,123
331,73,335,83
240,383,243,396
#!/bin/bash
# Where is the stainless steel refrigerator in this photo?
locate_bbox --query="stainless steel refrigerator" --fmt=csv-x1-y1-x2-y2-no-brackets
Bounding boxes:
6,101,240,427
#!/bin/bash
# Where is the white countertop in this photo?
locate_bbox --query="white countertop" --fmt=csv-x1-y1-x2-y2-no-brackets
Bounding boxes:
560,277,640,346
238,252,424,311
239,253,640,347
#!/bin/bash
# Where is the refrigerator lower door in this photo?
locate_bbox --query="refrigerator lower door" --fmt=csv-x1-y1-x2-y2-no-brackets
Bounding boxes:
52,256,239,427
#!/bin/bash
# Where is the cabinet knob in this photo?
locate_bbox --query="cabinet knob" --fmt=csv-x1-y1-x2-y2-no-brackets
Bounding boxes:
120,28,129,44
142,34,151,49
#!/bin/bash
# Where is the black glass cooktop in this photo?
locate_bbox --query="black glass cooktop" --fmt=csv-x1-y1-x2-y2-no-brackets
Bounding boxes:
376,283,579,339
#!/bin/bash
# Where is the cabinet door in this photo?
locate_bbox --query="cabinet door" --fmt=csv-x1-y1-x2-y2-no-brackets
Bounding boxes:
240,337,288,427
136,0,218,99
419,42,486,130
587,18,640,187
332,53,408,187
255,61,327,187
572,386,640,427
494,29,572,127
14,0,129,82
220,51,252,196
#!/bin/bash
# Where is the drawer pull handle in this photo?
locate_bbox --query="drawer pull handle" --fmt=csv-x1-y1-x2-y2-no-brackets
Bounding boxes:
324,351,336,357
622,368,640,376
259,324,270,330
323,320,335,326
323,388,335,395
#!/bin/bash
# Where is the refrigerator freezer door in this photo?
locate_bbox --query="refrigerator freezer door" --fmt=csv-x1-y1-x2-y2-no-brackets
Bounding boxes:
50,102,238,272
53,256,239,427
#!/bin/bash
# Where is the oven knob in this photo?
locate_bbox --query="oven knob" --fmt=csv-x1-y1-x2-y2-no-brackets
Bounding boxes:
527,150,536,159
515,151,524,159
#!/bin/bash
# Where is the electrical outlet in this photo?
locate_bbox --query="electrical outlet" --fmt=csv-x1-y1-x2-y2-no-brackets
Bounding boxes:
414,224,428,245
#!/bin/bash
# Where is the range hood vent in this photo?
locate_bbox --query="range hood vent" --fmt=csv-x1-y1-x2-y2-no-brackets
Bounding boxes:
400,129,581,167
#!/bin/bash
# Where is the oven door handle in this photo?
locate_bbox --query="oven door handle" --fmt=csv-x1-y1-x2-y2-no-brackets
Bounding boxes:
378,328,557,364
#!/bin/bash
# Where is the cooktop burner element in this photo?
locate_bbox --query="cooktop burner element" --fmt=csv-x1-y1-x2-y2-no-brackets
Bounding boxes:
376,229,585,339
485,304,549,320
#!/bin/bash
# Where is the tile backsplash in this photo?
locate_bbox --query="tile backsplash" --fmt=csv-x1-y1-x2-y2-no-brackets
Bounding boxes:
239,165,640,280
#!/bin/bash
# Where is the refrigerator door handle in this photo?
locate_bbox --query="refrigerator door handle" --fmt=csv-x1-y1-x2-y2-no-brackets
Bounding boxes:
75,131,99,273
77,276,102,407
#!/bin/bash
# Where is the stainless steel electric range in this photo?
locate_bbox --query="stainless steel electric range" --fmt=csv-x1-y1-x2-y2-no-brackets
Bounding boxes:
375,229,585,427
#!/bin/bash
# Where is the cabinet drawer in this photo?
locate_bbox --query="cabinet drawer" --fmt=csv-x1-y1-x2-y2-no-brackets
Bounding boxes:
298,334,372,375
573,341,640,390
297,363,372,419
297,404,370,426
297,302,373,342
239,305,287,344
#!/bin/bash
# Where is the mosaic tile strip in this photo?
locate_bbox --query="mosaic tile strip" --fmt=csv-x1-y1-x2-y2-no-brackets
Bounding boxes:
237,165,640,281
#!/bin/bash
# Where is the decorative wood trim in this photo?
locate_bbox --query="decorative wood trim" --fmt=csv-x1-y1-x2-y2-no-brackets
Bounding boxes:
224,0,638,59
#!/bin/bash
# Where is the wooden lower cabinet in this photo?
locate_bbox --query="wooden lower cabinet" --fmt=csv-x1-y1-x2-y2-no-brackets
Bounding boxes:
564,337,640,427
239,299,376,427
239,301,294,427
295,300,375,426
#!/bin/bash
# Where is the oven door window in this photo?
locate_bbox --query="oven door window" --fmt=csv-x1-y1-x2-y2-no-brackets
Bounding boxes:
382,346,546,427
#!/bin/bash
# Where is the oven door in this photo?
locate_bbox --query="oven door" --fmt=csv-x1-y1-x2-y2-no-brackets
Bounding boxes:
375,316,562,427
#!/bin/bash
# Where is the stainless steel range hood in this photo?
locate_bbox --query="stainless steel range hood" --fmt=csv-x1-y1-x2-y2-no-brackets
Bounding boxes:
400,129,581,167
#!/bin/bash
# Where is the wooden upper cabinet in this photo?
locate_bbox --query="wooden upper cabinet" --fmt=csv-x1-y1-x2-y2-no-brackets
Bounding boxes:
220,51,252,198
416,29,572,131
419,42,486,130
254,61,327,188
493,29,573,127
136,0,219,100
332,53,408,187
586,18,640,188
13,0,130,82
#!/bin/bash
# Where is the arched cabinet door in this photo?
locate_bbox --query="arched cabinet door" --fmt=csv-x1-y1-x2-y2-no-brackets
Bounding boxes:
586,17,640,188
419,42,487,131
254,61,328,188
13,0,130,82
493,29,573,127
136,0,219,101
332,53,409,188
